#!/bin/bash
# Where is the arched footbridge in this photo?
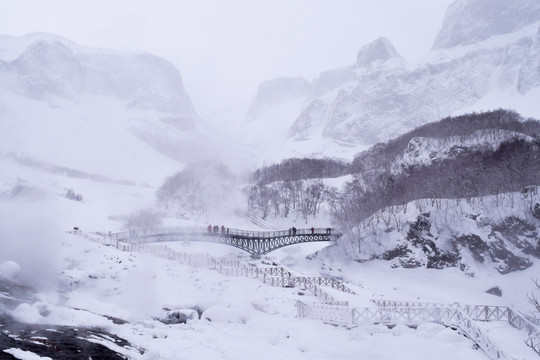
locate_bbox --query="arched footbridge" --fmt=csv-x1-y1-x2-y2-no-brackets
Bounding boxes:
112,227,343,257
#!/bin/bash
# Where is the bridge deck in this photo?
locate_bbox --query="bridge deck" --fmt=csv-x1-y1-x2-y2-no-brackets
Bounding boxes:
112,227,342,257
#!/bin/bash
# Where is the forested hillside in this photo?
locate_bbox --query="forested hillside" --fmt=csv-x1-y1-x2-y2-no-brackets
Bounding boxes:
246,110,540,232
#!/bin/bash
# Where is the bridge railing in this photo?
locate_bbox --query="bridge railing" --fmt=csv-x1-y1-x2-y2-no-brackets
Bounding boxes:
111,227,341,241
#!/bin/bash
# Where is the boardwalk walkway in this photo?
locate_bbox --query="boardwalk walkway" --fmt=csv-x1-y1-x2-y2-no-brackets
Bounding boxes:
73,231,540,360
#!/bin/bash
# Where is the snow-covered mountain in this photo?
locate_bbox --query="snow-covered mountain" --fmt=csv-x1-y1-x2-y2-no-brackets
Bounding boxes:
0,33,222,189
432,0,540,49
313,111,540,277
0,33,196,116
246,0,540,159
0,33,254,233
2,10,540,360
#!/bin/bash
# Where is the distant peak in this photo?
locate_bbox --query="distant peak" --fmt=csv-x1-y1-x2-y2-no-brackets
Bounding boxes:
433,0,540,49
256,77,311,96
355,37,403,67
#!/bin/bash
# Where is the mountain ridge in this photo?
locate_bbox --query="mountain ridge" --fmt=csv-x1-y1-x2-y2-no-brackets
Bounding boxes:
245,0,540,160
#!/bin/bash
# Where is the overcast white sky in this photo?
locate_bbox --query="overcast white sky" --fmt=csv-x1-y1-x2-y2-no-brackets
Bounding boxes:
0,0,453,118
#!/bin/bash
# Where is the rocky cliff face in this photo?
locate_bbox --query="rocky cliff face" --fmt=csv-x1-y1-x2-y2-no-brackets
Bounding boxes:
319,195,540,276
432,0,540,49
249,0,540,151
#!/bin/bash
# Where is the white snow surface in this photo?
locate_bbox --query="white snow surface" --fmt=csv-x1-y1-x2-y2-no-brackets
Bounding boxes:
0,185,539,359
3,348,53,360
0,14,538,360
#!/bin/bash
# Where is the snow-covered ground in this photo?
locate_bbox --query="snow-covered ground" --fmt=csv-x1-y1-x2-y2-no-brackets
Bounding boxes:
1,179,539,359
0,24,539,360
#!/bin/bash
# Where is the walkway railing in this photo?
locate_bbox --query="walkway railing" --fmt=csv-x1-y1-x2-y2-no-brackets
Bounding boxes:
297,301,507,359
108,226,342,256
111,226,340,241
70,231,353,304
372,300,539,335
71,230,537,360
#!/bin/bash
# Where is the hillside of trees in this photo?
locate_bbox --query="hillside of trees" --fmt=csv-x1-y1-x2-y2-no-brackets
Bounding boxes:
351,109,540,175
246,109,540,229
333,136,540,230
251,158,350,185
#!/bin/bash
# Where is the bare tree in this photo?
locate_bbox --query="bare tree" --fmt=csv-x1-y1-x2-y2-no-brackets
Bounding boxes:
526,278,540,356
125,208,162,234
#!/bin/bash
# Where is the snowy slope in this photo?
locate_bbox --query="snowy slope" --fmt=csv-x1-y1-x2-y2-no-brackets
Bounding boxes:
0,33,225,188
0,33,253,233
1,8,539,360
1,192,539,359
319,190,540,275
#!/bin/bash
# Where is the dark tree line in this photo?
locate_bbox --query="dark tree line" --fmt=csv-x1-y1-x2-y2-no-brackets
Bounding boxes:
245,109,540,230
333,137,540,230
351,109,540,174
251,158,350,185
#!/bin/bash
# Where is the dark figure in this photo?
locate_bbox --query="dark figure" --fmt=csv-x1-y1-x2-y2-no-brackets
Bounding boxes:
213,225,218,233
326,228,331,234
221,225,225,234
292,227,296,235
311,227,314,234
208,225,212,233
288,228,291,235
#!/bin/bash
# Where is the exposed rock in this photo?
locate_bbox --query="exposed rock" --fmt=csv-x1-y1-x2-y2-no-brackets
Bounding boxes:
426,251,461,270
0,317,135,360
533,203,540,221
355,37,403,67
266,1,540,149
158,308,199,324
382,244,411,261
491,216,540,257
486,286,503,297
406,213,434,249
455,234,489,263
392,258,424,269
489,238,532,274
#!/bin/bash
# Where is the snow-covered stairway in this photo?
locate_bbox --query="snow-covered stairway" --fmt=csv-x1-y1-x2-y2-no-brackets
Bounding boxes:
243,211,278,230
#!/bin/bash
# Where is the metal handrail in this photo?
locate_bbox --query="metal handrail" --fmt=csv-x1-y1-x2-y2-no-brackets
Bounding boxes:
111,226,341,241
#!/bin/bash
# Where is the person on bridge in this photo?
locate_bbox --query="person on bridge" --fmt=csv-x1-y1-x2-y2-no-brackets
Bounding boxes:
221,225,225,234
208,225,212,233
311,227,314,234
